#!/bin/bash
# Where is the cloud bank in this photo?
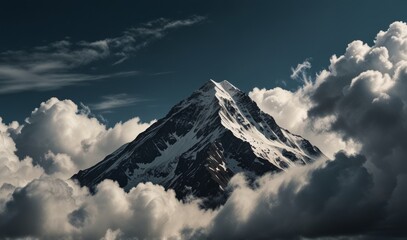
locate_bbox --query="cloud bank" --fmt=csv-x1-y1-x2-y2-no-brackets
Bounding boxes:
0,178,213,239
1,21,407,239
13,98,155,179
0,118,44,189
246,21,407,238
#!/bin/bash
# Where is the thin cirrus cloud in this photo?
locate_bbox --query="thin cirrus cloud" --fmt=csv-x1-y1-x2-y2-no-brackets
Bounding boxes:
0,16,206,94
290,59,312,82
0,68,139,94
89,93,147,111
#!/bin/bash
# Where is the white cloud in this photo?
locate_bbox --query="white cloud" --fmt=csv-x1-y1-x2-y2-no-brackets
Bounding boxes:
0,118,44,189
249,86,360,158
243,21,407,238
76,180,213,239
0,66,139,94
0,178,213,239
89,93,146,111
14,97,155,177
101,229,122,240
307,21,407,176
43,151,77,179
290,59,312,81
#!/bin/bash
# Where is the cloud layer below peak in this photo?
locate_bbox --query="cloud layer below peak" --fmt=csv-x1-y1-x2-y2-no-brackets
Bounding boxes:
1,21,407,239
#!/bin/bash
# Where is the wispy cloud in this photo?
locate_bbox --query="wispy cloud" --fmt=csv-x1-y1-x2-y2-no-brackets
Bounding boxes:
89,93,147,111
0,16,206,94
110,15,206,63
290,59,312,82
0,66,139,94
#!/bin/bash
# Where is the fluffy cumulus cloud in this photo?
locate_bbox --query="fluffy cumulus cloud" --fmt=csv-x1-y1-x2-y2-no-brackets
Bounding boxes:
2,21,407,239
307,22,407,176
13,97,155,178
0,118,44,188
249,84,360,158
202,154,381,239
245,21,407,238
0,178,213,240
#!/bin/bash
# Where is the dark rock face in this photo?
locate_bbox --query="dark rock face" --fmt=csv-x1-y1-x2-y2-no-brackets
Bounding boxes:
72,80,326,207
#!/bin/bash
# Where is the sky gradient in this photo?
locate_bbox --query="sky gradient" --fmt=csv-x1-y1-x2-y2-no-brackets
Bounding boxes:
2,1,407,239
2,0,407,125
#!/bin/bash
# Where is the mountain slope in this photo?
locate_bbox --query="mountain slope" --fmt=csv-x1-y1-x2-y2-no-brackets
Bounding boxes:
73,80,326,205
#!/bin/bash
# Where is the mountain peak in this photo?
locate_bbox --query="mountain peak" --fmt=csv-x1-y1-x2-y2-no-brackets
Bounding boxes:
218,79,238,89
73,80,326,207
194,80,241,102
208,79,240,92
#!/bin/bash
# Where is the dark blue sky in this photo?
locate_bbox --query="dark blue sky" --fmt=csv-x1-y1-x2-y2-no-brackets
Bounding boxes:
1,0,407,125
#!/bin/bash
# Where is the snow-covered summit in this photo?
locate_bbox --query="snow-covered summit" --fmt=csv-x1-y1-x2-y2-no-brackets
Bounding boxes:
73,80,326,206
212,79,239,94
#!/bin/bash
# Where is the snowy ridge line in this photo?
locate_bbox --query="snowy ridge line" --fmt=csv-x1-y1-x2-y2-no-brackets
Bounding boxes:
72,80,327,206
